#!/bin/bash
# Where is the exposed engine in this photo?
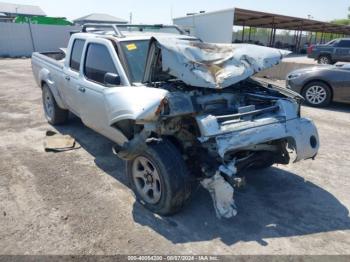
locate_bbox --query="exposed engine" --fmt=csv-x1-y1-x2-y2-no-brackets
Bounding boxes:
153,79,298,180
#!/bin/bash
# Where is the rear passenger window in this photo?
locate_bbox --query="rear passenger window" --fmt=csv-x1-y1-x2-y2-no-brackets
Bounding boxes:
337,40,350,48
70,39,85,71
84,43,118,84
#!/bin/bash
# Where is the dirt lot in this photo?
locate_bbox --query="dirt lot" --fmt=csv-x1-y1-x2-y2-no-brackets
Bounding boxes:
1,59,350,255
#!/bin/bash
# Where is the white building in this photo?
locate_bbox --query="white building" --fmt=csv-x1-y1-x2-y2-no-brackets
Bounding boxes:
74,13,128,25
0,1,46,22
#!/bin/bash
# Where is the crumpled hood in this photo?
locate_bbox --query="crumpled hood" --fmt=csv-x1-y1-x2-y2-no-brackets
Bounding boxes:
152,37,291,89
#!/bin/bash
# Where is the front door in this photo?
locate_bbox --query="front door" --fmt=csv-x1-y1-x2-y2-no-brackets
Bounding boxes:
77,40,130,145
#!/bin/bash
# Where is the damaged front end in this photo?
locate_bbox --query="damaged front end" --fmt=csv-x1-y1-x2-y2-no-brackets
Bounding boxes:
113,38,319,219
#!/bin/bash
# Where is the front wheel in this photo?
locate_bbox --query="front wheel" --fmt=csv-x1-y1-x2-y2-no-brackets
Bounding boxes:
42,84,68,125
302,81,332,107
126,139,192,216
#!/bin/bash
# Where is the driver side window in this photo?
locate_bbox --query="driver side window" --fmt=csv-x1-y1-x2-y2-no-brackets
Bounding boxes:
84,43,118,85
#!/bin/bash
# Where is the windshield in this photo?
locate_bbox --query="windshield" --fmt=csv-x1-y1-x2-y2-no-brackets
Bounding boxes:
325,40,337,46
120,40,149,83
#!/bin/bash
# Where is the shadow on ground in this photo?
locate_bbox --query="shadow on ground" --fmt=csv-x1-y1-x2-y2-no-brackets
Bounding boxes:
55,114,350,247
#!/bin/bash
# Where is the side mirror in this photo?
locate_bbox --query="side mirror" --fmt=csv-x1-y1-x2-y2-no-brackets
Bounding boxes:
104,72,121,86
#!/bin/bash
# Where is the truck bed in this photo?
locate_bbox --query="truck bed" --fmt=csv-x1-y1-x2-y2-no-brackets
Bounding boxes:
32,49,66,69
31,50,66,107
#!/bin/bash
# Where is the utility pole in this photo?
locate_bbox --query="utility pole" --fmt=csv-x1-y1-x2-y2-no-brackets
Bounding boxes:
129,12,133,24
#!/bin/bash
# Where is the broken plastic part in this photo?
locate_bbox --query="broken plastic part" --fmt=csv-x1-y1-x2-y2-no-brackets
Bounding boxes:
112,129,153,160
201,172,237,219
219,160,237,177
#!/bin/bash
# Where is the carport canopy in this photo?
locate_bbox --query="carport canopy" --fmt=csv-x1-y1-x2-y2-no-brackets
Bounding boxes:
234,8,350,35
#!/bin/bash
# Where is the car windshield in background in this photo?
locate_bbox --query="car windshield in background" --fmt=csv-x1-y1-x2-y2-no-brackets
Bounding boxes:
325,40,337,46
120,40,150,83
118,25,182,35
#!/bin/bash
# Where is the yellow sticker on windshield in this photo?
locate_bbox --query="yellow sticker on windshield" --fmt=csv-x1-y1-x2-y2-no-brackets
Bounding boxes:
126,43,137,51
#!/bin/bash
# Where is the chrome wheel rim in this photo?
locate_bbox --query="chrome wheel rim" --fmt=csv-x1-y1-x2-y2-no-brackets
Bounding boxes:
305,85,327,105
43,88,54,119
132,156,162,204
319,57,329,64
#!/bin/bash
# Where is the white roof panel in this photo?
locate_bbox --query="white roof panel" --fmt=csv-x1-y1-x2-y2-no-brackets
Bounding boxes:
0,1,46,16
74,13,127,23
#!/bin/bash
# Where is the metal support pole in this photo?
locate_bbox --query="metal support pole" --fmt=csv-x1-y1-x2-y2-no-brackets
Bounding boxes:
272,27,277,47
241,23,245,42
293,30,299,52
293,30,297,48
248,27,252,42
27,20,36,52
308,32,313,44
298,31,303,52
269,27,273,46
295,31,300,52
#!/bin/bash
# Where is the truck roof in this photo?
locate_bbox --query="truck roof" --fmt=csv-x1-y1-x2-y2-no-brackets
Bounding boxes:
76,23,196,42
73,31,197,43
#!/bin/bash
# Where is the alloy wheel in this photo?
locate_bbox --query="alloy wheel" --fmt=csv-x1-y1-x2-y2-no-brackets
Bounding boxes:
43,88,54,119
131,156,162,204
305,85,327,105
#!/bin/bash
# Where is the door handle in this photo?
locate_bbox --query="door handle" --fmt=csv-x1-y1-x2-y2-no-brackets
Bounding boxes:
78,86,86,93
65,76,70,81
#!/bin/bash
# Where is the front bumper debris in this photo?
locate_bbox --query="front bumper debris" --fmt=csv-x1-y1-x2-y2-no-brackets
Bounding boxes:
201,172,238,219
196,100,319,162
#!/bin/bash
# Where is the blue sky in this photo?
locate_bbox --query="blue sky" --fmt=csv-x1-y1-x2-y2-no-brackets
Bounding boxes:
5,0,350,23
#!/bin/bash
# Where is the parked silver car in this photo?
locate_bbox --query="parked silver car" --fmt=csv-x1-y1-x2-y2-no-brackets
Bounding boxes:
32,24,319,218
287,64,350,107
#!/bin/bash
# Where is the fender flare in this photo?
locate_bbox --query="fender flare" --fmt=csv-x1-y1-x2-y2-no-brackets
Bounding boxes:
39,68,68,110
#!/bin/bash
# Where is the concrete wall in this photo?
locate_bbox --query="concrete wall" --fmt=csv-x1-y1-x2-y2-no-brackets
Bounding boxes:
0,22,80,57
256,62,314,80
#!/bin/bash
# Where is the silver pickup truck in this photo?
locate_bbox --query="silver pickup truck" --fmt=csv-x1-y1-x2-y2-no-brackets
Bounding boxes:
32,24,319,218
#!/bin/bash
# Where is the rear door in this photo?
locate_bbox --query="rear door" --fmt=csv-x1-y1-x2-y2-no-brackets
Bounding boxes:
334,40,350,62
62,38,86,115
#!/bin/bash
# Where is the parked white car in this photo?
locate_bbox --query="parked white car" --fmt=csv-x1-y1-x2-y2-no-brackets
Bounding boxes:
32,24,319,218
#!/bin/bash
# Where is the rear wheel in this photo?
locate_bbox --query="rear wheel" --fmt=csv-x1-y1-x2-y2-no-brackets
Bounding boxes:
126,139,192,216
42,84,68,125
302,81,332,107
318,55,332,64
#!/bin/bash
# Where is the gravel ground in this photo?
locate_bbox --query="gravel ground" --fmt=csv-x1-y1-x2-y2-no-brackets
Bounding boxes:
1,59,350,255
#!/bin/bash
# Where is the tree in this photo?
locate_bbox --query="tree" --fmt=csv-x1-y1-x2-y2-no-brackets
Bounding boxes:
331,19,350,26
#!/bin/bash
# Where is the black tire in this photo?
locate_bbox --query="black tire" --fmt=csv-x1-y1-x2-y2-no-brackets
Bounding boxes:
318,55,332,65
42,84,68,125
302,81,332,107
251,160,274,170
126,139,192,216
